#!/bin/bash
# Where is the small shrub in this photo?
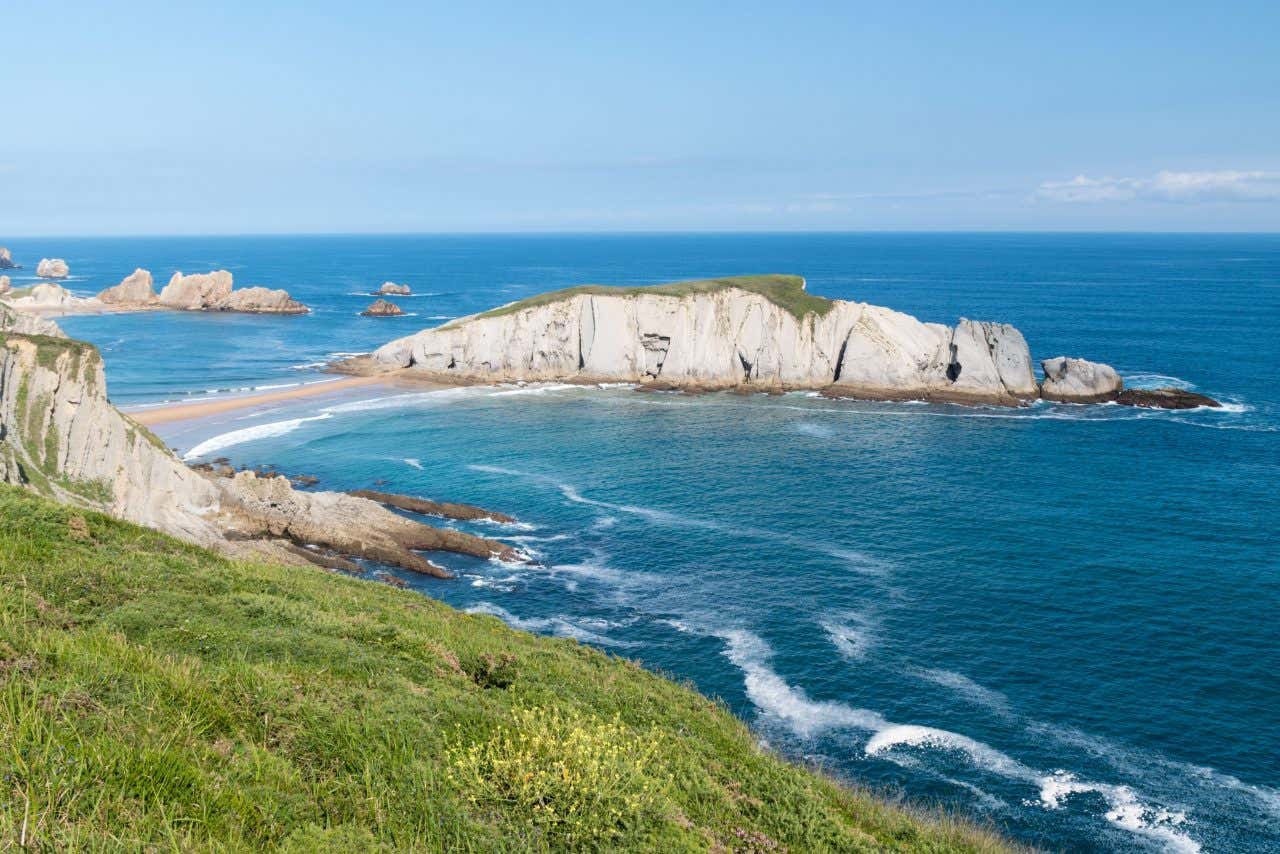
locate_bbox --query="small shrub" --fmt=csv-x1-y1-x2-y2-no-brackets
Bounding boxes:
463,651,518,689
448,705,672,849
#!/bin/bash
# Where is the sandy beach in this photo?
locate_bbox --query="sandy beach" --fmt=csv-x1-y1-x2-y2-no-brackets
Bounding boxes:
130,374,396,426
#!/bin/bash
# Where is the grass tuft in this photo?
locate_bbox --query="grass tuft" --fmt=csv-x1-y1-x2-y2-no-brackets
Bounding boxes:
476,274,835,322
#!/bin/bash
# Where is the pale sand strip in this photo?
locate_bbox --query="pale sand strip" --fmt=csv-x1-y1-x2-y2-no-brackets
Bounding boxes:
130,374,398,426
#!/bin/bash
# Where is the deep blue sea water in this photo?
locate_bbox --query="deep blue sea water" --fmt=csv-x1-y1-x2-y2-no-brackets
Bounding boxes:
12,233,1276,852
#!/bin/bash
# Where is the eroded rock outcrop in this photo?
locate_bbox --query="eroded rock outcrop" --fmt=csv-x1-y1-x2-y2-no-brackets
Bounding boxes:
1040,357,1124,403
11,282,79,311
218,286,309,314
158,270,234,309
1114,388,1221,410
371,276,1040,405
36,258,70,279
97,268,157,305
158,270,308,314
0,276,9,295
350,489,518,524
378,282,411,295
0,248,17,270
362,299,404,317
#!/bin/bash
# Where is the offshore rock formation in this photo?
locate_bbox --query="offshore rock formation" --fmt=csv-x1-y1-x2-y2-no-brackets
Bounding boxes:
11,282,80,310
0,248,17,269
97,268,157,305
378,281,411,295
369,275,1216,408
0,320,522,577
350,488,518,524
372,275,1041,405
362,298,404,317
1040,357,1123,403
36,258,70,279
158,271,307,313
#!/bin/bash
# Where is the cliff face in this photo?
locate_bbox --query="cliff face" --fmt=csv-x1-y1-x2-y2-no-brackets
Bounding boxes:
0,328,225,544
374,278,1039,404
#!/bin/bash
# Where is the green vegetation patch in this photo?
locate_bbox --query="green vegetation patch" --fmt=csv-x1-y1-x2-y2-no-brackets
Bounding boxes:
0,485,1012,852
476,274,835,322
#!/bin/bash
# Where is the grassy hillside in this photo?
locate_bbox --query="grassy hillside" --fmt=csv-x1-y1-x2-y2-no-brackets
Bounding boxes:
477,274,836,322
0,485,1011,852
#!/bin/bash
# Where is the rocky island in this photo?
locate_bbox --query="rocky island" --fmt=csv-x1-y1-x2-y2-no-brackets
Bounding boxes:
362,298,404,316
0,247,19,269
377,281,411,295
36,257,71,279
363,274,1218,408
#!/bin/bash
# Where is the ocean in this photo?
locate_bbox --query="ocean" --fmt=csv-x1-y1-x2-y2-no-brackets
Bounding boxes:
15,232,1276,852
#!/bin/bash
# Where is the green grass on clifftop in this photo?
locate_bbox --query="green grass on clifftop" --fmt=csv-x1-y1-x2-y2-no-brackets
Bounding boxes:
477,274,835,322
0,486,1013,852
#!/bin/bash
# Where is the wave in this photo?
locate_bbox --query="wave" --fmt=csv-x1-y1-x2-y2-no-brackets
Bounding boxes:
908,668,1014,718
465,602,634,647
1123,372,1195,390
402,457,423,470
488,383,580,397
467,464,891,575
679,622,1203,852
182,413,333,459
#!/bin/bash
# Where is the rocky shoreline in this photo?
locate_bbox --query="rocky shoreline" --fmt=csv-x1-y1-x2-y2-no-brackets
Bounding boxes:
0,307,527,584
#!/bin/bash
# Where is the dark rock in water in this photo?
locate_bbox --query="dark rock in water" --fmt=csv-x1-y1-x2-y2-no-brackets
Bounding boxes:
1113,387,1221,410
349,488,517,524
362,299,404,317
0,247,18,269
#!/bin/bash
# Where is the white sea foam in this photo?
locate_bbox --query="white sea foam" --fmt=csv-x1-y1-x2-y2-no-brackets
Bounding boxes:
909,668,1013,717
465,602,634,647
488,383,579,397
794,421,837,439
183,413,333,459
402,457,423,470
819,610,878,661
1123,373,1196,390
1039,772,1201,853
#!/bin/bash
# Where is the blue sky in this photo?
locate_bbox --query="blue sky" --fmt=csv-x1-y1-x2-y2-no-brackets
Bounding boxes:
4,1,1279,234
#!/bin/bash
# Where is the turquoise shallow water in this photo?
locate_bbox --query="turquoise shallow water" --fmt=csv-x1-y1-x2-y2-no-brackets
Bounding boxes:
22,233,1278,852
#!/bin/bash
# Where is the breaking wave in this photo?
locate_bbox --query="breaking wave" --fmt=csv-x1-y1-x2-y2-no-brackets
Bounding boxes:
183,413,333,459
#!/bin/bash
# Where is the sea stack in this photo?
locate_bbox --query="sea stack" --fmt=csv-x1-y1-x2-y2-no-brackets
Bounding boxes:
158,270,308,314
362,298,404,317
378,281,411,295
97,268,157,305
36,258,70,279
0,248,17,269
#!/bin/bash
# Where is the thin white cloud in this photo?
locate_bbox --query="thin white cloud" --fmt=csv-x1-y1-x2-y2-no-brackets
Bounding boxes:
1037,170,1280,203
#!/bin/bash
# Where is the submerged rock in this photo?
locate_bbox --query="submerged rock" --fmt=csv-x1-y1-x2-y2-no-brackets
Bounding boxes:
97,268,156,305
349,489,517,523
1114,388,1221,410
36,258,70,279
361,298,404,317
0,248,17,269
378,281,411,295
1039,357,1123,403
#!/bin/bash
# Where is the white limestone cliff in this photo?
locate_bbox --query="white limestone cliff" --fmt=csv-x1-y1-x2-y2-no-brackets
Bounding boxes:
36,258,70,279
372,276,1041,404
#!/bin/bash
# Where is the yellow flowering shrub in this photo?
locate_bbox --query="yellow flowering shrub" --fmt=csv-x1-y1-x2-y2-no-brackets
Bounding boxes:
448,705,672,849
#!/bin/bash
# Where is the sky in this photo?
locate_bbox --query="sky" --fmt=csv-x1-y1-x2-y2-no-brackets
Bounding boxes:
4,0,1279,235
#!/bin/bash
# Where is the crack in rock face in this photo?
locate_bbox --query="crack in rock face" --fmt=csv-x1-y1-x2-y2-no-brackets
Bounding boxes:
641,333,671,378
